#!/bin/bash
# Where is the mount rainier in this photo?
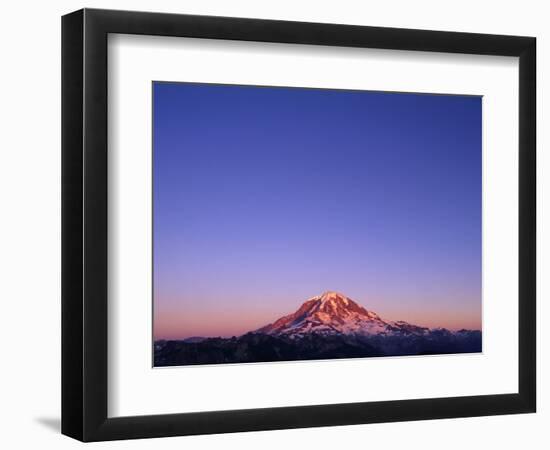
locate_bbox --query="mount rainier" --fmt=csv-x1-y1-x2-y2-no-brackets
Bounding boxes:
256,291,432,338
154,291,481,367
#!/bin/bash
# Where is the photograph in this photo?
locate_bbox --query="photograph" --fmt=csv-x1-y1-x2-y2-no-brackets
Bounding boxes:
152,82,482,367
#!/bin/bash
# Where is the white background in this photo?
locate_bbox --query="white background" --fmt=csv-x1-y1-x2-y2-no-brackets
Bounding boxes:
0,0,546,449
109,35,519,417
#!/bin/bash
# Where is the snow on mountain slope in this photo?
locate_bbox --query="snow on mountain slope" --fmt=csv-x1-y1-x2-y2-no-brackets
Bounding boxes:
256,291,430,339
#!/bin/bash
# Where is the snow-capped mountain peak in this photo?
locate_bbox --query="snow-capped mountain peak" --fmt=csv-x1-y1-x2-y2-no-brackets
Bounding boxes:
256,291,427,339
318,290,349,304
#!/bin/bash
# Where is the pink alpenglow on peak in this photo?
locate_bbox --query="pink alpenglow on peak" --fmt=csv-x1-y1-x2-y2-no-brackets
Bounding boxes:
256,291,430,339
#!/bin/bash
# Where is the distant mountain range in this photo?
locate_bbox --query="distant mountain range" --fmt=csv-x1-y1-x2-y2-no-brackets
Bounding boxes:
154,291,481,367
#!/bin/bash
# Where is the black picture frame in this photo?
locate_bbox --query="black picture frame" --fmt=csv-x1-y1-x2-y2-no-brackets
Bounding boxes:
62,8,536,442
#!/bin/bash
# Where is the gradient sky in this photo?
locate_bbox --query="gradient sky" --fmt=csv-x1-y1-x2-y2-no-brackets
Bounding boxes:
153,82,481,340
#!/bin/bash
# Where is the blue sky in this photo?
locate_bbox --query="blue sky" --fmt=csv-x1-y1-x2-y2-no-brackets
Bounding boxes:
153,82,481,339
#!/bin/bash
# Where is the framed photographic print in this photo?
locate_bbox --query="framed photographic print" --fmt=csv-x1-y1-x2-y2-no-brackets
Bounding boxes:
61,8,536,441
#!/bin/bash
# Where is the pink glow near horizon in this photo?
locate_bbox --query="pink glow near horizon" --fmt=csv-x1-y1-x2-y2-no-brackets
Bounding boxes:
153,292,482,340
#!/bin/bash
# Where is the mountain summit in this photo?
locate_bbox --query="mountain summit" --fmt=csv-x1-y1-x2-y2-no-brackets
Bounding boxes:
256,291,429,338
